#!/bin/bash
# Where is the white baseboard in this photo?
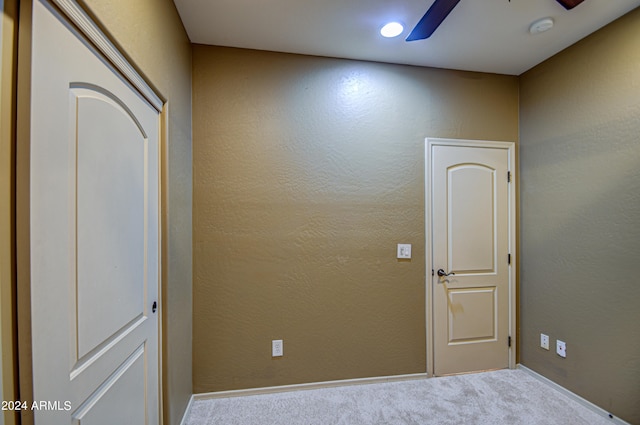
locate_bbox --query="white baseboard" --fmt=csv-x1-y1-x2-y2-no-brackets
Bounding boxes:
193,372,429,401
517,365,630,425
178,394,195,425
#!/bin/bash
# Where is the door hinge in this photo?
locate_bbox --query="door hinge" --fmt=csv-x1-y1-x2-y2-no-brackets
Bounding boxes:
508,336,512,347
508,253,511,265
507,171,511,183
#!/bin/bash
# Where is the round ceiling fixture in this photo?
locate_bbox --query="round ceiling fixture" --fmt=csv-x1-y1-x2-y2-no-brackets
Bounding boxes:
529,17,554,35
380,22,404,38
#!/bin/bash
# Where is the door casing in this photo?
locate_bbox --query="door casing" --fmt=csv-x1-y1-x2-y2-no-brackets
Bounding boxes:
425,137,516,376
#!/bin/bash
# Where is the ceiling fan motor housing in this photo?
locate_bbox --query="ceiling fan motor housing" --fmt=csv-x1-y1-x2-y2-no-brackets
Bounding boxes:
556,0,585,10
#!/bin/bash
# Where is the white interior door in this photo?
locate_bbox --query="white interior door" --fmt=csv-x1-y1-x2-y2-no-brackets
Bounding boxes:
29,1,160,423
427,138,515,376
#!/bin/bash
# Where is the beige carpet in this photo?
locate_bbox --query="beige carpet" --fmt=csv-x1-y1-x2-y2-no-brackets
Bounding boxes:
185,369,614,424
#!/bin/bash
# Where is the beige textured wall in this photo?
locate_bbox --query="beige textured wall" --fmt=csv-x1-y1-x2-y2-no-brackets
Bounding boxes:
76,1,193,424
192,45,518,393
519,7,640,424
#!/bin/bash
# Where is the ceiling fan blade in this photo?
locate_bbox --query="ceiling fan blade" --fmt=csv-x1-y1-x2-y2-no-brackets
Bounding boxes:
406,0,462,42
556,0,585,10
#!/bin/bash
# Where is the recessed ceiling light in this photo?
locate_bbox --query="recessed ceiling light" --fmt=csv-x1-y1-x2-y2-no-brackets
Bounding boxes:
380,22,404,38
529,17,554,35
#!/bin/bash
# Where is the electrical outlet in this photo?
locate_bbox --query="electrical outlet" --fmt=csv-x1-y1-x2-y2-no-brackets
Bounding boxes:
272,339,283,357
540,333,549,350
556,340,566,358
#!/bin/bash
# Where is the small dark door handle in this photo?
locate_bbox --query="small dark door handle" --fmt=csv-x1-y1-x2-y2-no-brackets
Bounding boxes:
152,301,157,313
437,269,455,277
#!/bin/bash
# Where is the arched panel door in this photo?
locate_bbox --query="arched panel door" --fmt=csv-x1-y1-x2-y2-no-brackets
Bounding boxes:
428,139,515,376
28,1,160,423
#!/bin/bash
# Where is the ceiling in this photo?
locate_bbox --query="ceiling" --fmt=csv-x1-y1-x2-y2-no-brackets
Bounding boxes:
173,0,640,75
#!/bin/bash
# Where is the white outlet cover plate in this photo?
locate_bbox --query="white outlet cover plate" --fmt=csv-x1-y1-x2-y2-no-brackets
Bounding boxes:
272,339,283,357
397,244,412,259
556,340,566,358
540,333,549,350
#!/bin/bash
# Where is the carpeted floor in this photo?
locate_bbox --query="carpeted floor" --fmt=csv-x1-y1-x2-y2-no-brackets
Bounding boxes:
185,369,613,425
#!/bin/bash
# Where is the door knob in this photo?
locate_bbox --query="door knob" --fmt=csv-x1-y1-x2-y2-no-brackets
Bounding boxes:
437,269,455,277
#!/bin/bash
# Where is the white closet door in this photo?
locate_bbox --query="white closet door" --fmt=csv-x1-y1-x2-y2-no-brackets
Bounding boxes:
29,1,160,423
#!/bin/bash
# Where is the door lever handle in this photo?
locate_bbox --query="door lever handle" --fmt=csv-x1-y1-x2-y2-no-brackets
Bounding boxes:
437,269,455,277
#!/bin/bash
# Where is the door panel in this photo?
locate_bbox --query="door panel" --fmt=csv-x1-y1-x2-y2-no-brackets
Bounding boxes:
447,287,496,343
429,141,513,376
75,86,148,360
72,346,146,425
29,1,160,423
449,165,496,273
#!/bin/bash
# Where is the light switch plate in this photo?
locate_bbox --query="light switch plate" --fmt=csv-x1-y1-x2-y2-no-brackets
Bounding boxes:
397,244,412,259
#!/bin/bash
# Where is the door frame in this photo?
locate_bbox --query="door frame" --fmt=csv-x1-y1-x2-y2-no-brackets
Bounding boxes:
425,138,516,376
1,1,20,424
16,0,164,423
